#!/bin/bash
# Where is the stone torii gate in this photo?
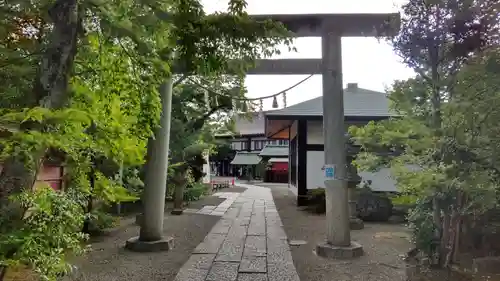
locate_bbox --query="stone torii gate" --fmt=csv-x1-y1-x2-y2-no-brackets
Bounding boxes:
250,12,400,259
126,12,400,259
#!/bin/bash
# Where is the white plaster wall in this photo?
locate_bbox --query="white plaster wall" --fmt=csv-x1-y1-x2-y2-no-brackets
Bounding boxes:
306,151,324,189
306,150,398,192
289,183,298,196
307,121,324,145
231,140,243,150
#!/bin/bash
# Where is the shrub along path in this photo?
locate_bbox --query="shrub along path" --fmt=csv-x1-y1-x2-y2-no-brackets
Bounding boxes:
64,188,246,281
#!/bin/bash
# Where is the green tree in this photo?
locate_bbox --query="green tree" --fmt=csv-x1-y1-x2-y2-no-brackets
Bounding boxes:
0,0,292,279
168,77,249,213
350,0,500,267
0,0,291,209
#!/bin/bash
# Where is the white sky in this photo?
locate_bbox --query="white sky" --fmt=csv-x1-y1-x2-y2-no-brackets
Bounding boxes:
202,0,416,110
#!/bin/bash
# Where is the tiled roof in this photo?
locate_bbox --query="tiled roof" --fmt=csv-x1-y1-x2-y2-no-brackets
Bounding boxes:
230,152,261,165
259,145,289,157
269,158,288,163
265,84,396,118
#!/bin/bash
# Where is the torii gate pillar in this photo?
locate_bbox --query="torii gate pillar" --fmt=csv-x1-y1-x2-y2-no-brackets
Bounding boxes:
248,13,400,259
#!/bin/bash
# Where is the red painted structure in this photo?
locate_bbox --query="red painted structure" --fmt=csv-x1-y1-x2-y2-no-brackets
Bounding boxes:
36,165,65,190
0,164,65,191
270,162,288,171
265,161,288,183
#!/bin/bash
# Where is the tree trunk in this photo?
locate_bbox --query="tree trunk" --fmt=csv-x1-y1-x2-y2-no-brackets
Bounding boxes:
432,198,442,242
0,0,81,205
444,209,460,267
440,212,451,267
0,266,7,281
32,0,82,108
451,193,466,264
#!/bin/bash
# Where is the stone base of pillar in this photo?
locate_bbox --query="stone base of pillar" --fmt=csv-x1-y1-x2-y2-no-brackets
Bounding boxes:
171,209,183,215
349,218,364,230
316,241,363,259
125,236,174,252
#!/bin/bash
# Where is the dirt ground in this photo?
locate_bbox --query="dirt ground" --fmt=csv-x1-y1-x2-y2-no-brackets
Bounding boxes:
6,187,245,281
61,192,236,281
270,185,413,281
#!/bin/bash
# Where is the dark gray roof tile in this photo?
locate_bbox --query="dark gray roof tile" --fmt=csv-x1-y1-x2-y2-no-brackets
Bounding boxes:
259,145,288,157
265,86,395,117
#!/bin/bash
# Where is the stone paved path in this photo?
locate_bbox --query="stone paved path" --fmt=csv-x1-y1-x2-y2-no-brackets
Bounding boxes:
173,183,300,281
196,192,241,216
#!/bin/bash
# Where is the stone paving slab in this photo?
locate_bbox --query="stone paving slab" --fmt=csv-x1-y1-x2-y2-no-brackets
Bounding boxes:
239,256,267,273
237,273,267,281
173,184,301,281
215,237,245,262
197,193,240,216
193,233,226,254
243,235,266,257
206,262,239,281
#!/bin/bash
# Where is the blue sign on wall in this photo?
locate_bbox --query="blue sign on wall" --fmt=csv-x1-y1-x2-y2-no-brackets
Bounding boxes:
324,165,335,179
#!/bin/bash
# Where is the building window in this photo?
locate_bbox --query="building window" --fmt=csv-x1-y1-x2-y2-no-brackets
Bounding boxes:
231,141,242,150
241,141,249,150
254,140,263,150
278,139,289,145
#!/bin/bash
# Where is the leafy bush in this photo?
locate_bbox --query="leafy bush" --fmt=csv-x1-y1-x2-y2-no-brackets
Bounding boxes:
0,186,88,281
407,198,438,257
183,182,208,202
391,194,418,206
306,188,326,214
85,208,119,234
121,167,144,196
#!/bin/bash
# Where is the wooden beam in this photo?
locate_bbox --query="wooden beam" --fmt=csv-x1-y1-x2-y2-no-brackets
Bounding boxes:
250,13,400,37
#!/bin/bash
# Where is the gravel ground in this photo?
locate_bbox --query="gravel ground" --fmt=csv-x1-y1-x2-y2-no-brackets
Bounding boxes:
270,185,413,281
66,195,228,281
